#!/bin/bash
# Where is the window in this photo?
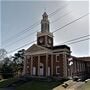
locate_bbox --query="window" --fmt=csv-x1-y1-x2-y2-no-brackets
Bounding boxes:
40,66,43,68
56,55,59,62
56,66,60,74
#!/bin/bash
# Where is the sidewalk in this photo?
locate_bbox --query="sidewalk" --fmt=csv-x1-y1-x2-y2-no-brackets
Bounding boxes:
53,80,85,90
67,82,84,90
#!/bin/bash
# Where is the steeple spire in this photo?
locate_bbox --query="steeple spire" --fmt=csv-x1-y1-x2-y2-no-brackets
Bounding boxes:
42,12,48,20
41,12,49,33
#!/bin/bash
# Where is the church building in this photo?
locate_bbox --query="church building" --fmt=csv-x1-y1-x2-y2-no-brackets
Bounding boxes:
23,12,90,79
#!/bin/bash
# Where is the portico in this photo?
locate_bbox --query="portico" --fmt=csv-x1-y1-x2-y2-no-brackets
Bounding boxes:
24,53,54,77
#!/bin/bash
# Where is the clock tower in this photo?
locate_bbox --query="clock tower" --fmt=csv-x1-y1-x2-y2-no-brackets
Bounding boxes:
37,12,53,48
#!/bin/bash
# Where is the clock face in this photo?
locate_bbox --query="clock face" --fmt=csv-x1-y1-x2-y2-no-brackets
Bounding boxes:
39,38,43,43
48,38,52,44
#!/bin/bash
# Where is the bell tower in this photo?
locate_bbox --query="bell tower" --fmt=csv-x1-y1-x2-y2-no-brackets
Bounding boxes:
37,12,53,48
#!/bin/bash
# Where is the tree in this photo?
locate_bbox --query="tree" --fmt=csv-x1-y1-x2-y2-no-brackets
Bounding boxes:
0,57,14,79
0,49,7,61
12,49,25,76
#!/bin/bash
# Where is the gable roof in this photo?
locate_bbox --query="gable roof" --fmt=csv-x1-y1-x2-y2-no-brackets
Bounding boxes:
25,44,52,55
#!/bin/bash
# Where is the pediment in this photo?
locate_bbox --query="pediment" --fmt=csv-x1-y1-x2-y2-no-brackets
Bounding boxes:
25,44,49,53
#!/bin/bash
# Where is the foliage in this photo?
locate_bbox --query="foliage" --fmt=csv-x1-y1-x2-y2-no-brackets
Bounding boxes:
0,49,7,61
0,57,14,79
0,49,25,79
0,78,17,88
12,49,25,76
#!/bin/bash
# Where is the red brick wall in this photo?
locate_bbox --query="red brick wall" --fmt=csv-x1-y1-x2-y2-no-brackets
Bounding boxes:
33,56,38,76
25,54,64,77
59,54,64,77
53,55,56,76
26,56,31,74
53,54,63,76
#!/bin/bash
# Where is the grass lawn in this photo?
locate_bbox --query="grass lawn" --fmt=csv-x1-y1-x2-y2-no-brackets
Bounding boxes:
1,77,89,90
16,80,61,90
0,78,64,90
0,78,18,88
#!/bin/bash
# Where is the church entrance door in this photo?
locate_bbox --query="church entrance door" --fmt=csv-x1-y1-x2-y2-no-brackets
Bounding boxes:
32,67,36,75
40,63,44,76
48,67,50,76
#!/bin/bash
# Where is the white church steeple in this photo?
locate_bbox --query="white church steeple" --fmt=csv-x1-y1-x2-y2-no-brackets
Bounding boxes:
41,12,49,33
37,12,53,48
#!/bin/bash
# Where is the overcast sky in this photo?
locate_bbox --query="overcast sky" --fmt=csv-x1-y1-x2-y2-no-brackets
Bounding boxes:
0,0,89,57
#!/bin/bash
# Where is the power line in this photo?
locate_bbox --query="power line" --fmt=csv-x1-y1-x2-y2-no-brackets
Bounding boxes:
61,35,90,44
3,11,72,48
51,10,72,23
67,38,90,45
3,22,40,44
3,4,68,44
49,3,68,17
7,40,36,54
7,13,89,54
7,37,90,54
52,13,89,33
3,29,39,48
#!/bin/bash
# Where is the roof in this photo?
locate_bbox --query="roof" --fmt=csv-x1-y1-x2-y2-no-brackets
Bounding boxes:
71,56,90,62
25,44,52,55
26,44,50,52
53,45,70,50
42,12,48,17
77,57,90,61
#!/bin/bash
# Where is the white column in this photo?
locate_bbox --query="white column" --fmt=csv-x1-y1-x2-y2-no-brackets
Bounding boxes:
31,55,33,76
46,54,48,76
38,55,40,76
51,54,53,76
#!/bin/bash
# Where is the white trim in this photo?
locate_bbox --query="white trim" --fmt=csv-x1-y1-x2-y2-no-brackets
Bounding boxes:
25,51,52,55
56,66,60,75
37,32,53,37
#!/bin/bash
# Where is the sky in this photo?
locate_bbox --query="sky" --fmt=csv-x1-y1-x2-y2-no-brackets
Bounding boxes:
0,0,90,57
